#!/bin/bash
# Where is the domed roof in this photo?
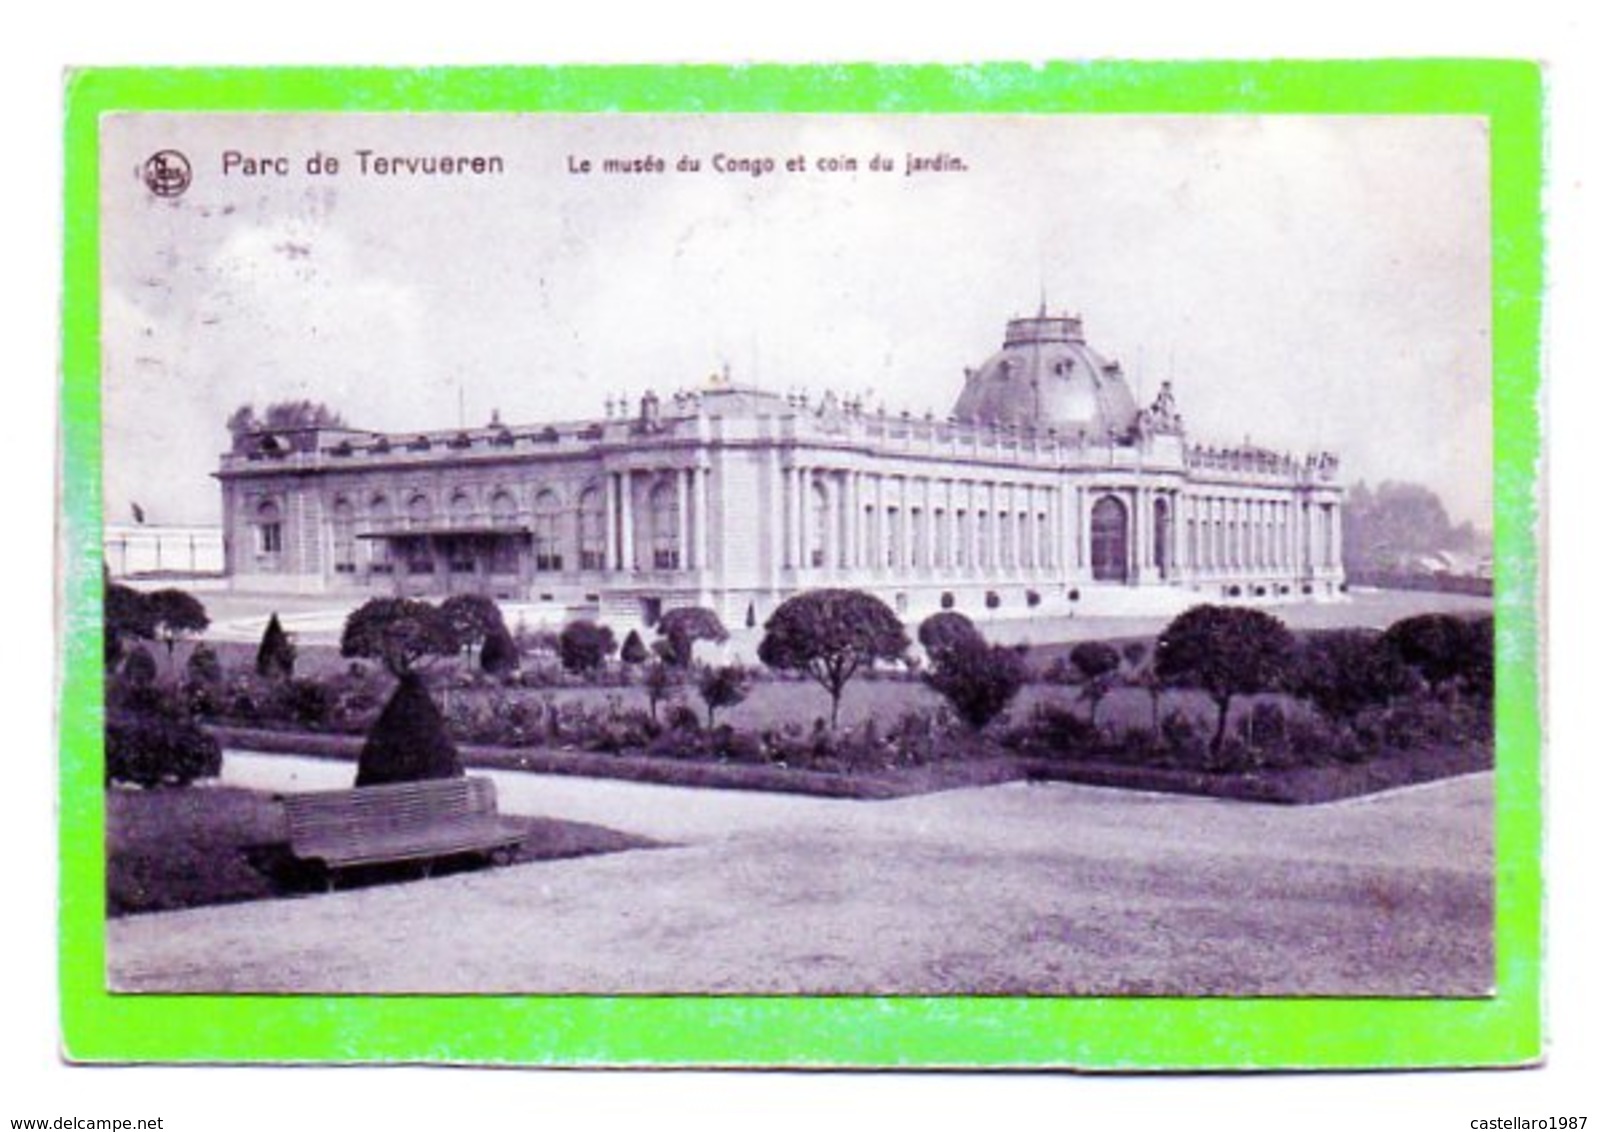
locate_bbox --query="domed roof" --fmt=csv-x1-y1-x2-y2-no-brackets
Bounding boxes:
952,311,1140,441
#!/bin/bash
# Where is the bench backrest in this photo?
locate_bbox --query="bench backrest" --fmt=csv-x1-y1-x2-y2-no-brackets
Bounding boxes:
281,776,500,845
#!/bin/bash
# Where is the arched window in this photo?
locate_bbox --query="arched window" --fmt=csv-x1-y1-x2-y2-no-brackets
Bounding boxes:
1090,496,1129,583
487,491,520,575
368,495,393,573
533,489,564,571
577,485,606,571
255,499,283,558
407,493,432,527
331,498,355,574
809,481,830,568
650,479,681,570
449,489,475,528
489,490,518,527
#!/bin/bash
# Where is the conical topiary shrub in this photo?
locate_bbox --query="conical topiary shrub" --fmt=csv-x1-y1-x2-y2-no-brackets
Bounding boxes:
354,672,463,787
256,612,296,680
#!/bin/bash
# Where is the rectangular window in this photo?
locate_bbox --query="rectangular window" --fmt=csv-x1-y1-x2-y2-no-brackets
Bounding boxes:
259,523,282,555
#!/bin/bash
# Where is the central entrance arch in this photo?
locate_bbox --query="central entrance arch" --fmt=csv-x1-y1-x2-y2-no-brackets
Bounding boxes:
1091,495,1130,583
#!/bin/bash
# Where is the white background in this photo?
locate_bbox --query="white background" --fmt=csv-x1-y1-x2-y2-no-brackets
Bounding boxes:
6,4,1588,1129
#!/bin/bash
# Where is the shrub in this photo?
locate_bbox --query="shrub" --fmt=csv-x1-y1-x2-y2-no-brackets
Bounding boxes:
1019,703,1101,757
940,591,956,610
1382,613,1493,700
924,639,1028,732
354,673,463,787
558,620,617,674
184,643,224,687
1158,708,1208,763
1026,589,1041,608
1291,630,1418,722
278,678,334,728
479,625,520,677
985,590,1001,611
620,629,650,665
105,712,222,788
255,613,297,680
917,610,982,662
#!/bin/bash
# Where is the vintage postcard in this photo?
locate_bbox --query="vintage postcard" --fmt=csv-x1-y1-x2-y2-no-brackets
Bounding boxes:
61,64,1543,1067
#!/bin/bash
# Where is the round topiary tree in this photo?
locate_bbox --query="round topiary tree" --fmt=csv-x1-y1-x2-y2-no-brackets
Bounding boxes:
185,642,224,687
1155,604,1296,758
104,582,154,669
146,588,209,676
1291,629,1418,722
439,593,508,669
924,638,1029,732
656,606,730,669
1382,613,1485,694
255,612,297,680
559,619,617,675
757,589,910,730
917,610,983,663
340,598,461,679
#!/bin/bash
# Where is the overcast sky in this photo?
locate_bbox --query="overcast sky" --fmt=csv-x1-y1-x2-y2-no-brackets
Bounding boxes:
100,112,1492,528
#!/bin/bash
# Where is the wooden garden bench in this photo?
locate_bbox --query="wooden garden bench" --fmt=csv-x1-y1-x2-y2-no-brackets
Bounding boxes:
278,776,524,889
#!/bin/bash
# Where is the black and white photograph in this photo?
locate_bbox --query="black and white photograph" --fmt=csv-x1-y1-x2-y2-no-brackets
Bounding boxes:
98,111,1496,998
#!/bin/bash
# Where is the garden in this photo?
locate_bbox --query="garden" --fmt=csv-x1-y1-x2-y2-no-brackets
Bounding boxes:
101,579,1494,913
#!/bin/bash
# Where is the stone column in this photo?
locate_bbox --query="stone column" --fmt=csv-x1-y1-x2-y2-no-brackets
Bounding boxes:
693,465,710,574
676,467,691,571
618,471,635,572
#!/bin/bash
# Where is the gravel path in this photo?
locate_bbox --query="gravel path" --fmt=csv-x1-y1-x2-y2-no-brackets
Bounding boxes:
107,758,1494,996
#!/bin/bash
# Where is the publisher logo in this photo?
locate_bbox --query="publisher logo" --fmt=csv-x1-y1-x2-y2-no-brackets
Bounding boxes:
142,150,192,198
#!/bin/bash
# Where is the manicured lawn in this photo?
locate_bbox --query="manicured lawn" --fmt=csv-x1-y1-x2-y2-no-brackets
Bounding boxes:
106,783,660,916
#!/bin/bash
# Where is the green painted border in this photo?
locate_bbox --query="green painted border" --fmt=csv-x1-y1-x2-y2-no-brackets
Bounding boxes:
59,62,1544,1068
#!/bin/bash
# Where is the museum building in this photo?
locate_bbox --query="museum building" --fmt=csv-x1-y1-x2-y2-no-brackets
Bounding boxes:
217,308,1346,627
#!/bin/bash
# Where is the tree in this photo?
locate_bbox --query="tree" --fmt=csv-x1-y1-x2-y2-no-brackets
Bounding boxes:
559,620,617,675
917,610,982,663
262,400,347,430
1069,640,1121,727
656,607,729,669
355,671,464,787
697,664,752,727
757,589,910,730
104,582,154,669
924,638,1029,732
1155,605,1296,757
1381,613,1476,692
439,593,508,669
340,598,461,678
620,629,650,666
145,588,210,675
255,612,297,680
1291,630,1419,722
